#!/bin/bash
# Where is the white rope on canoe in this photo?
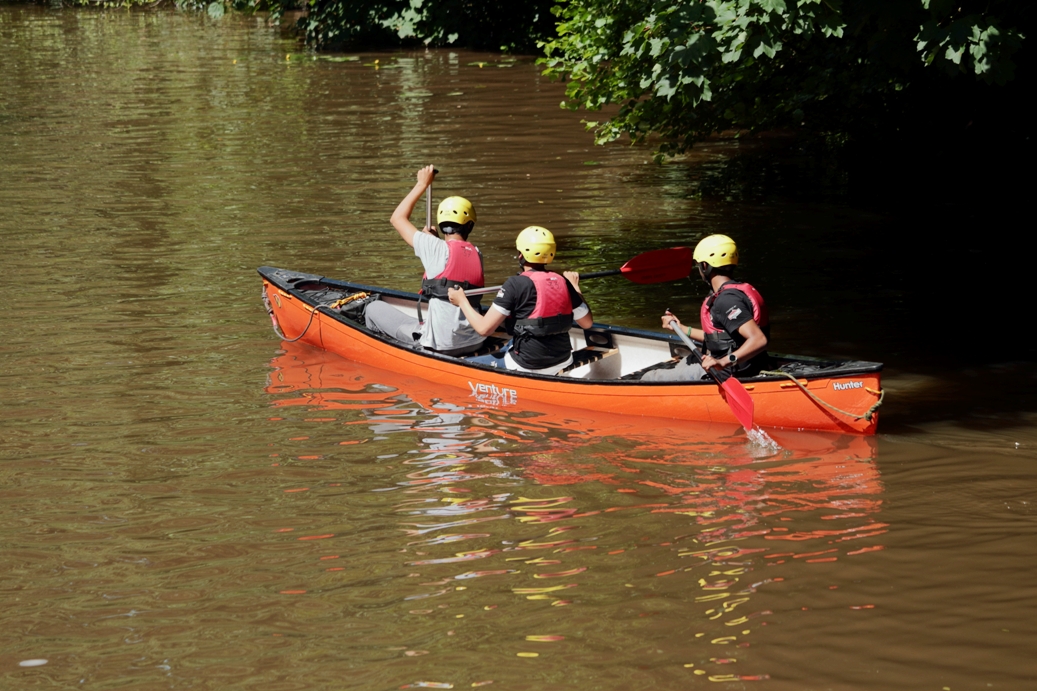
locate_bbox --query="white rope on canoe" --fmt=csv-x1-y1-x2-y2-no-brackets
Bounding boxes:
759,370,885,422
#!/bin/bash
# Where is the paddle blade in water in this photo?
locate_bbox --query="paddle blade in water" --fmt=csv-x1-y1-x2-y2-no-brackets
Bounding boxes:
720,378,755,432
619,246,693,284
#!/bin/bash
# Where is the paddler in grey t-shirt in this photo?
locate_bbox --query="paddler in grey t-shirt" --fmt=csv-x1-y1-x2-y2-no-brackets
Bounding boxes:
364,165,486,356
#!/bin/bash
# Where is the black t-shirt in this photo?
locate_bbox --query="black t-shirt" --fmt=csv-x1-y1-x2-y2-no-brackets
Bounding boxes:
709,290,755,341
707,286,771,376
492,271,587,369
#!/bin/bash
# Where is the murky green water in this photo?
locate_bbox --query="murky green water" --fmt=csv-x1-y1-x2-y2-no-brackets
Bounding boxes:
2,7,1035,690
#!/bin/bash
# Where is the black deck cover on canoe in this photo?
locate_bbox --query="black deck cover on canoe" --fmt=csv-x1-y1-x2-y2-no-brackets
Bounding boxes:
258,266,882,383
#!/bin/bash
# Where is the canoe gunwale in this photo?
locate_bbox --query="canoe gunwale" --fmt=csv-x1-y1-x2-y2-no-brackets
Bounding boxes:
258,266,883,386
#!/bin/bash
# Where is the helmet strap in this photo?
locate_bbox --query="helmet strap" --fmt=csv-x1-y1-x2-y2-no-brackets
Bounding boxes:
697,262,713,286
699,262,735,291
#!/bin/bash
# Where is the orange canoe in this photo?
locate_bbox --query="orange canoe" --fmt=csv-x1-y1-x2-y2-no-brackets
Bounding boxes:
259,267,883,435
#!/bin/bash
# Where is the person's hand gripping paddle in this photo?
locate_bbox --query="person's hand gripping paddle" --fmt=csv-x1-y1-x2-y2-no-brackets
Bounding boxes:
666,310,755,432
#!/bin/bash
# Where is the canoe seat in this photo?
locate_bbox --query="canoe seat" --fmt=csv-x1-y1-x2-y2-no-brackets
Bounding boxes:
619,356,684,381
464,336,509,358
561,346,619,374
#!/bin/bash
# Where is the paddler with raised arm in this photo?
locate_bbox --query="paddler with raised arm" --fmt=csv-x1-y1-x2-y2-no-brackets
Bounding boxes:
644,234,771,381
364,165,487,356
448,226,593,375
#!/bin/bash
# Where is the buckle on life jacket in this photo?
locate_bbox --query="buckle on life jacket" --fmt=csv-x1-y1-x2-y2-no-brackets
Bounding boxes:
421,277,479,301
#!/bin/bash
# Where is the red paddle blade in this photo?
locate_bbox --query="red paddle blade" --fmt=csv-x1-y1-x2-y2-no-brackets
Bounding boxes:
720,378,755,431
619,246,693,284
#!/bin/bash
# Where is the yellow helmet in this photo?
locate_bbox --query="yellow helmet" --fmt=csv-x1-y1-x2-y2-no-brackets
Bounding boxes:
516,226,556,264
437,196,476,228
693,234,738,267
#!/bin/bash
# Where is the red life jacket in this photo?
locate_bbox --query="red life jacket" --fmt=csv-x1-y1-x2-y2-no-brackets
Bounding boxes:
420,240,484,300
700,281,769,356
513,270,574,336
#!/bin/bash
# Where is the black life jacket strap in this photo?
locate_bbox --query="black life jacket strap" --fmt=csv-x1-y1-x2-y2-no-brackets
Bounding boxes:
421,277,480,301
703,331,735,356
513,313,573,336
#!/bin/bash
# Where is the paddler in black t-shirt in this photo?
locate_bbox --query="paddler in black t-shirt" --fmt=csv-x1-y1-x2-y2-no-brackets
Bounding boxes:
644,234,770,381
447,226,593,375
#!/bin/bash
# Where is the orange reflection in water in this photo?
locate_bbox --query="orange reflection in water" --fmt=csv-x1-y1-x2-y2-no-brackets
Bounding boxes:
264,341,885,686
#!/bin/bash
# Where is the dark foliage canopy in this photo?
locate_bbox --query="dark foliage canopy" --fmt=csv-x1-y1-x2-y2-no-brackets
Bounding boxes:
241,0,558,52
540,1,1032,157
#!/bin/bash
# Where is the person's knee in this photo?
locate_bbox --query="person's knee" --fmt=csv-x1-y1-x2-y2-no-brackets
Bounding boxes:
365,302,402,335
363,301,387,330
393,324,422,344
642,361,706,382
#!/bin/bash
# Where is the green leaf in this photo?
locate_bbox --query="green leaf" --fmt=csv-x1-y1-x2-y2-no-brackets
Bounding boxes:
944,44,964,65
756,0,787,14
752,40,779,59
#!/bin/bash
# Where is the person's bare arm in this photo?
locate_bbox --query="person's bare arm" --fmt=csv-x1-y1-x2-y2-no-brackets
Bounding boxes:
731,319,768,364
700,319,768,371
389,165,437,247
564,271,594,329
662,312,704,342
447,287,507,336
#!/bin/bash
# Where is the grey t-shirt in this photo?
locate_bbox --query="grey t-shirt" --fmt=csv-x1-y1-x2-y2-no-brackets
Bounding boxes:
413,232,485,352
